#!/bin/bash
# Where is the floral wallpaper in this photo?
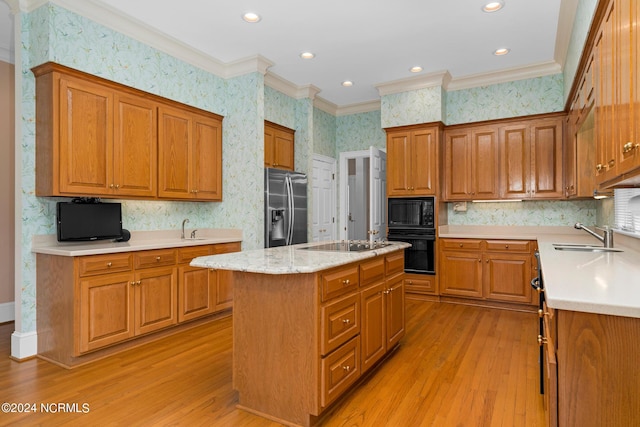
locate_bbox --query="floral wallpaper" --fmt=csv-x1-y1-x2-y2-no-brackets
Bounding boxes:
336,110,386,153
445,74,565,125
313,107,336,159
447,200,598,226
264,86,296,129
563,0,599,101
381,86,443,128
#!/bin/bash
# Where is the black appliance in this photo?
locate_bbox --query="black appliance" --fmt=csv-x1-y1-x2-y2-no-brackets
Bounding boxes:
56,201,123,242
531,251,545,394
387,197,436,274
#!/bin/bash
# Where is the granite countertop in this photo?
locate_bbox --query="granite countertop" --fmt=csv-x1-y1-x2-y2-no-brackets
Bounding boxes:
439,225,640,318
190,241,411,275
31,228,243,256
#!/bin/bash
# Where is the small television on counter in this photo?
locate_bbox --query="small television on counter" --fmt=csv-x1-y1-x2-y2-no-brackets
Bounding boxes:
56,201,123,242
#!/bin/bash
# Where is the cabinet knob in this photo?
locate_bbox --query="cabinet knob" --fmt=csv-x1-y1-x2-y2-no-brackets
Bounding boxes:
137,280,141,286
538,309,550,318
156,256,161,261
623,142,639,153
342,318,350,325
342,365,351,372
115,184,120,189
342,279,350,286
608,159,615,168
459,243,463,247
505,245,509,249
537,335,548,346
596,163,604,172
107,262,112,267
110,184,115,189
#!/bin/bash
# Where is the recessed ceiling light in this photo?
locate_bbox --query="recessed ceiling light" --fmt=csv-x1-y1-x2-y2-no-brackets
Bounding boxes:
410,66,423,73
482,1,504,12
242,12,261,23
494,48,510,56
342,81,354,87
300,52,315,59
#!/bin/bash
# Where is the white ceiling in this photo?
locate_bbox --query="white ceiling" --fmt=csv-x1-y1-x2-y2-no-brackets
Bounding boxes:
1,0,576,109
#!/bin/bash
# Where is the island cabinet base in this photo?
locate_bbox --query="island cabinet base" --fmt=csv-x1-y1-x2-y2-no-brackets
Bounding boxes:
231,250,405,427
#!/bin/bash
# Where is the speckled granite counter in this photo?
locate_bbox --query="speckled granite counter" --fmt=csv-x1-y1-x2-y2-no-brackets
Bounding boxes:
190,241,411,274
31,228,242,256
439,225,640,318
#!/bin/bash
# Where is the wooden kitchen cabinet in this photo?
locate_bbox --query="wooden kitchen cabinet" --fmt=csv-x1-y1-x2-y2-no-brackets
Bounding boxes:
33,62,224,201
404,272,437,295
158,105,223,201
231,250,406,426
500,117,564,199
444,125,499,200
34,64,157,198
264,121,295,170
386,124,440,196
439,239,536,306
541,307,640,426
37,242,239,368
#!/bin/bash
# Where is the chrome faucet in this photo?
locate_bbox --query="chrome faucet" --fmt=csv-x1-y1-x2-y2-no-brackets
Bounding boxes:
181,218,189,239
190,229,198,239
574,222,614,248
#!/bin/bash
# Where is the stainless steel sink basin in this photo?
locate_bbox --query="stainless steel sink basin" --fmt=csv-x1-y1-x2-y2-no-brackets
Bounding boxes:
553,244,623,253
183,237,207,241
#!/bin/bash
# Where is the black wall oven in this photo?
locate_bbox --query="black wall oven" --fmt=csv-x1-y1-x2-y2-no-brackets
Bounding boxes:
387,197,436,274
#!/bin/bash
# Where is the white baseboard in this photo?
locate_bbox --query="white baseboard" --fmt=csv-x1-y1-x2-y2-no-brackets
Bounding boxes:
0,301,14,323
11,330,38,360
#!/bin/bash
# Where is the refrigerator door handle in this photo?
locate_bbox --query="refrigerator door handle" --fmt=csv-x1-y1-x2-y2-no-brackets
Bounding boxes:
286,175,294,245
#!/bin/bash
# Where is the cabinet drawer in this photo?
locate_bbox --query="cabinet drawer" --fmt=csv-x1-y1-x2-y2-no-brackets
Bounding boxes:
177,245,212,264
441,239,483,250
485,240,531,253
134,249,177,269
321,335,360,408
321,264,359,302
212,242,241,254
321,293,360,356
78,253,133,277
359,257,385,286
385,251,405,276
405,273,437,295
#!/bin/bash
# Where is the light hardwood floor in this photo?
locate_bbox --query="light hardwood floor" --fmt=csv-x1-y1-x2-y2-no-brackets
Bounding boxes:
0,301,545,426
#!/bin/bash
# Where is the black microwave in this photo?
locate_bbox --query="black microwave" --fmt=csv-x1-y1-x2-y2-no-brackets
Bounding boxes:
388,197,435,229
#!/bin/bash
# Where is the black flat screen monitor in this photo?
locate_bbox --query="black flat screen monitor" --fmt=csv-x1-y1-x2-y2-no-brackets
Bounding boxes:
56,202,123,242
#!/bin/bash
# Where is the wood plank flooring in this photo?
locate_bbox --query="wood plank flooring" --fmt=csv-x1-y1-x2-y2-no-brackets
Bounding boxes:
0,301,545,426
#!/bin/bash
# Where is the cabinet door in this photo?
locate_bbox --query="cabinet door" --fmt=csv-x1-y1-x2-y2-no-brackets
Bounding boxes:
386,131,411,196
439,250,483,298
500,124,531,199
192,114,223,200
134,266,178,335
264,124,275,167
619,0,640,175
360,282,385,373
78,272,135,353
483,252,533,304
214,269,234,311
530,119,564,199
273,128,295,171
385,275,405,349
158,106,192,199
178,265,215,322
411,128,437,195
471,127,500,199
59,76,113,196
444,130,472,200
113,93,157,197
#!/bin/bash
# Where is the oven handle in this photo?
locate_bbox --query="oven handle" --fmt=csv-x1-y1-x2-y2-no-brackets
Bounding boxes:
388,234,435,241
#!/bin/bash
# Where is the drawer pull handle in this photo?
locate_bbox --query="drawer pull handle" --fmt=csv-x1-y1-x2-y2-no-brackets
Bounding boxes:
342,318,350,325
623,142,639,153
107,262,112,267
342,279,350,286
342,365,351,372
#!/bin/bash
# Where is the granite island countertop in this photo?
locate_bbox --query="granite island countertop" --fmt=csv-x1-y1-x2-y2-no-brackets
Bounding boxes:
439,225,640,318
31,228,242,256
190,241,411,275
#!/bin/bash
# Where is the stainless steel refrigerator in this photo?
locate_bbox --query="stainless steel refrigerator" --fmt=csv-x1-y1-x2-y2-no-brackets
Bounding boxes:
265,168,308,248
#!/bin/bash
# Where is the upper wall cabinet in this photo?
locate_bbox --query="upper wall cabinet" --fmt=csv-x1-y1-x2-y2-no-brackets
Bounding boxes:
444,125,499,201
32,62,223,201
386,124,440,197
158,106,223,201
264,121,295,171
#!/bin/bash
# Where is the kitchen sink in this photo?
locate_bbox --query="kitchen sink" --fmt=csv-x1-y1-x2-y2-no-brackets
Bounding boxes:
183,237,207,241
552,244,623,253
299,241,393,252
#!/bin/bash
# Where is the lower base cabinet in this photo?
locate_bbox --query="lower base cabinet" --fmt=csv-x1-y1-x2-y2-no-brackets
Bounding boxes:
232,250,405,427
404,272,438,295
541,306,640,426
439,238,537,306
37,242,240,367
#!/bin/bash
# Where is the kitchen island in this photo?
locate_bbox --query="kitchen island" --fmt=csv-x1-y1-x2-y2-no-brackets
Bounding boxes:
191,241,410,427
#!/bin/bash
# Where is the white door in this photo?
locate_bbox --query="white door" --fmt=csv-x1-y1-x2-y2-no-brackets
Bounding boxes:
369,147,387,240
311,155,337,242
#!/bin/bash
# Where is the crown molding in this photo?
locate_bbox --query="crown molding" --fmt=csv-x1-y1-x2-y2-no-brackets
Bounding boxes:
446,61,562,91
264,72,321,100
375,70,451,97
554,0,579,68
226,55,273,78
4,0,24,14
335,100,381,116
313,97,337,115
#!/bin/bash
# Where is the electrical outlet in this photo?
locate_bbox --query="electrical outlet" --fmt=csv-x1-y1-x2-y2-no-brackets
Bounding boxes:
453,202,467,212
